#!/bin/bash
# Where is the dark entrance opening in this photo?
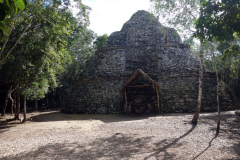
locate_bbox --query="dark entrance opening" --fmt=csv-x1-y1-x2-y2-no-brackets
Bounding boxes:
119,69,162,114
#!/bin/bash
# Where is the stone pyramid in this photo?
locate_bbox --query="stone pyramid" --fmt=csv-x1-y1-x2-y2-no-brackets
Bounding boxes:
62,10,238,114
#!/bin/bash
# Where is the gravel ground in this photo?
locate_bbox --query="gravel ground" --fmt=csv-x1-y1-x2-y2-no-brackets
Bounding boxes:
0,110,239,160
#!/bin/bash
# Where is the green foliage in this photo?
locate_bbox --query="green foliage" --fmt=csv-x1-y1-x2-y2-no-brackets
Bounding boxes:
0,0,26,20
193,0,240,98
0,0,26,36
195,0,240,42
217,41,231,54
60,28,96,94
183,36,195,46
25,78,49,100
150,0,200,37
93,34,108,50
222,44,240,60
0,0,91,100
13,0,25,10
201,40,240,98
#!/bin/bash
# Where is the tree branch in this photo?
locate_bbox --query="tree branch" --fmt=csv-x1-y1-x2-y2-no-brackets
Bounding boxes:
0,33,11,58
184,6,197,21
0,19,32,63
0,11,23,59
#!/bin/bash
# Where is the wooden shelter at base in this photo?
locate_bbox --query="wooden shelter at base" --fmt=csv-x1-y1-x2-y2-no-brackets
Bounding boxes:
119,69,162,114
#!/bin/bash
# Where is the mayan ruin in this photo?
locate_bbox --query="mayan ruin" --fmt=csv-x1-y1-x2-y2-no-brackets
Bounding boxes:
62,10,238,114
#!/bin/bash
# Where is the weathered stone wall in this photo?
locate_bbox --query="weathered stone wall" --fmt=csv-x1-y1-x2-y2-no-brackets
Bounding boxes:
86,48,126,78
159,76,198,113
158,47,200,75
62,79,124,114
62,10,238,114
158,73,238,113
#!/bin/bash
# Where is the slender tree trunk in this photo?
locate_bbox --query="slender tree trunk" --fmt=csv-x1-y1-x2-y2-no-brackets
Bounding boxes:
35,99,38,111
23,94,27,122
211,44,220,132
14,95,20,120
55,89,57,108
14,93,17,118
58,95,61,108
216,74,220,132
192,41,204,123
9,93,14,115
231,70,235,93
225,72,227,85
1,85,13,116
46,94,49,109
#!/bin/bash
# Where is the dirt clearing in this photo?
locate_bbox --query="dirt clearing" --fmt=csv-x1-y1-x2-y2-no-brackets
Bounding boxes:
0,110,239,159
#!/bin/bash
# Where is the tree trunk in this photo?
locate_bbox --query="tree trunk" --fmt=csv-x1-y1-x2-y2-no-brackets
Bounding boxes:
14,95,20,120
1,85,13,116
231,69,235,93
23,94,27,122
9,93,14,115
216,74,220,132
58,95,61,108
46,94,49,109
35,99,38,111
55,89,57,108
211,44,220,132
14,93,17,118
192,41,204,123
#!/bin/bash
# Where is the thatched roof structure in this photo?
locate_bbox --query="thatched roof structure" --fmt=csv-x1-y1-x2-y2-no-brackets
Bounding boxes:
119,69,161,95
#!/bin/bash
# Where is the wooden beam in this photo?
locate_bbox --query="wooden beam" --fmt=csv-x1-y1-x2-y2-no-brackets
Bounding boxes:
126,85,153,88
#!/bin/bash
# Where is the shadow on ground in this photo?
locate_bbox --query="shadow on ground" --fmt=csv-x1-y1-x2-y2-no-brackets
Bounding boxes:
31,111,162,123
1,134,153,160
199,112,240,137
193,112,240,159
1,122,199,160
0,125,12,134
0,116,22,134
1,132,191,160
30,110,197,124
1,110,239,159
143,123,197,159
